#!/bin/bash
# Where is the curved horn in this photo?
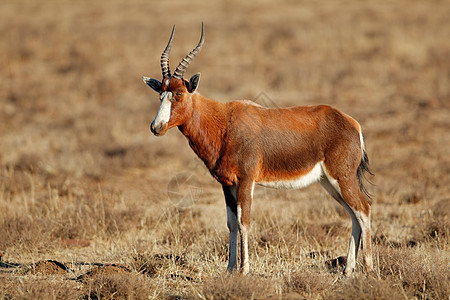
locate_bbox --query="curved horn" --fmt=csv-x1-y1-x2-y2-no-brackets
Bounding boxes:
173,23,205,79
161,25,175,78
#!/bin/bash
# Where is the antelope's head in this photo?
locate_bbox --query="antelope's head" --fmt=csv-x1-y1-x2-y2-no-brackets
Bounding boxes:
143,24,204,136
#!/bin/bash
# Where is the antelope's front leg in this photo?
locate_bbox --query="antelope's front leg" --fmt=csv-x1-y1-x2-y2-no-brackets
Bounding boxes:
236,180,254,274
223,186,238,271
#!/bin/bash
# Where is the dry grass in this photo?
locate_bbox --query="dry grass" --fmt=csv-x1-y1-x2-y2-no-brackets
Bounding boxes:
1,0,449,299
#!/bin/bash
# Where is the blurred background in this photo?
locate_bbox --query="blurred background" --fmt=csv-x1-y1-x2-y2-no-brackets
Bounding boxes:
0,0,449,298
1,0,449,192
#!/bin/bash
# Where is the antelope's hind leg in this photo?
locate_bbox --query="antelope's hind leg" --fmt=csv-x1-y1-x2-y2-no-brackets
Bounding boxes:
319,175,365,275
339,179,373,274
348,184,374,273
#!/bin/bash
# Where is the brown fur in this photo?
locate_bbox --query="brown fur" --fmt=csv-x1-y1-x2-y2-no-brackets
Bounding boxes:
168,92,365,191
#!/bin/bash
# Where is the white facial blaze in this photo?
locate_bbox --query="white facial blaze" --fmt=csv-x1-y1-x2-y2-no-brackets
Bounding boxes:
153,91,172,129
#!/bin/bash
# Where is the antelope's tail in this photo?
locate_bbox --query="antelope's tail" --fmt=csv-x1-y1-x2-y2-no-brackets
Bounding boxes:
357,133,374,202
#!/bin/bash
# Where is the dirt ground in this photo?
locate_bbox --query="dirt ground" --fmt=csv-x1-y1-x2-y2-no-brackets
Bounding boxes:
0,0,449,299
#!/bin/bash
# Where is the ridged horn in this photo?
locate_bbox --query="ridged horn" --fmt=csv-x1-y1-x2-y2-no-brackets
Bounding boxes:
173,23,205,79
161,25,175,78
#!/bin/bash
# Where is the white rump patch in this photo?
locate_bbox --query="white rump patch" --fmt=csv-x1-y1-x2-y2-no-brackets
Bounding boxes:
258,163,323,190
359,131,366,153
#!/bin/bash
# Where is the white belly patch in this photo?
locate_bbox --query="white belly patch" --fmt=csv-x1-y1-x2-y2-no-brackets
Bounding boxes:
257,162,323,190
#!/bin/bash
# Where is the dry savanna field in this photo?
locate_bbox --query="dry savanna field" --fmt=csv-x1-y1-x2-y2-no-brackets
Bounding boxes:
0,0,449,299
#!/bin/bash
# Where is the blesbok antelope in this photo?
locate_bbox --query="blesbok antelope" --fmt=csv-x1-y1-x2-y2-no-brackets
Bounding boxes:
142,24,374,275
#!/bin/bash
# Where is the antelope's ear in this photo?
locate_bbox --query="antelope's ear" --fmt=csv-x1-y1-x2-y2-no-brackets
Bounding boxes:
187,72,201,94
143,77,162,93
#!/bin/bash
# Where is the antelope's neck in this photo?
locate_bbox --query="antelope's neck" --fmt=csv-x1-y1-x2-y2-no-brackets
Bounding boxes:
178,94,228,171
